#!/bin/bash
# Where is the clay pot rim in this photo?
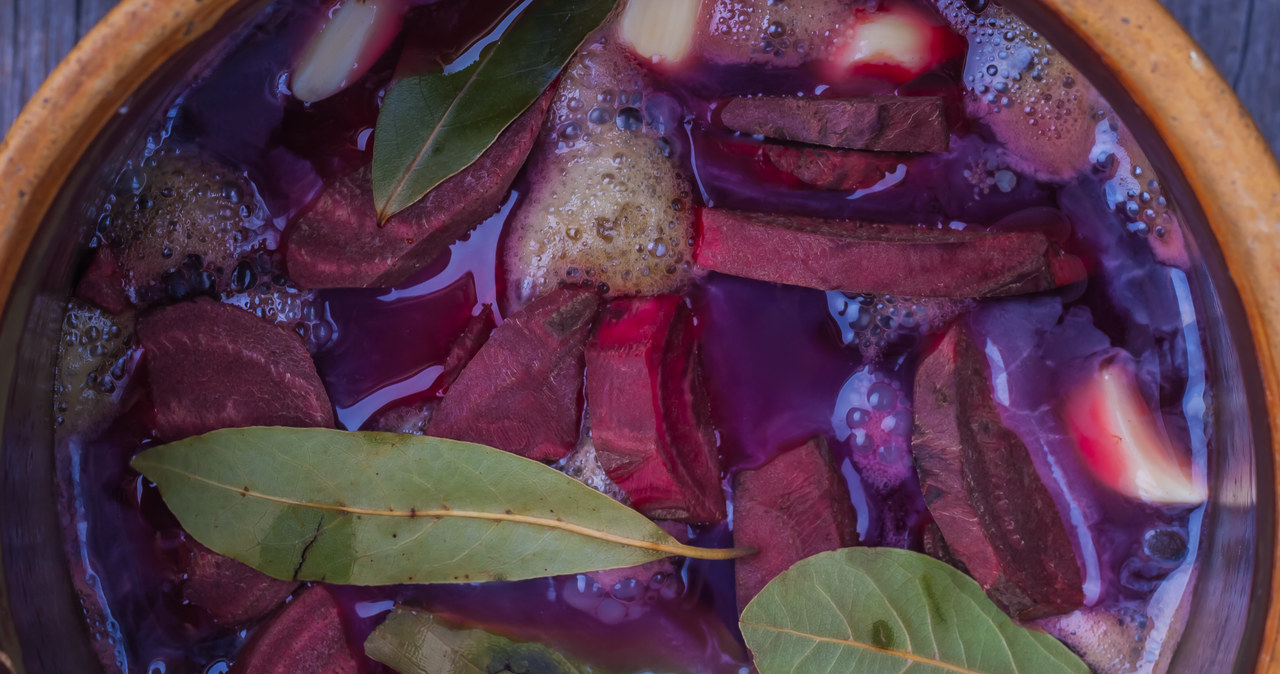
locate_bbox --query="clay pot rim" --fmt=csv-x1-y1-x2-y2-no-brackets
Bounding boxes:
0,0,1277,670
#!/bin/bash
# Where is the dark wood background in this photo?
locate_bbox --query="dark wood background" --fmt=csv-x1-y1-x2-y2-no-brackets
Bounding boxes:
2,0,1279,155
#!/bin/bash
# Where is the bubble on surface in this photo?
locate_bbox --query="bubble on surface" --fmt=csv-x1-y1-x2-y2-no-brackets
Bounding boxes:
54,300,138,439
832,365,913,489
561,555,684,625
827,292,972,361
693,0,859,67
506,37,696,304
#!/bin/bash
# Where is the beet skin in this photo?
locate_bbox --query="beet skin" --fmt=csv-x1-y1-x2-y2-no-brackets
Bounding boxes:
719,96,949,153
229,586,359,674
587,296,726,524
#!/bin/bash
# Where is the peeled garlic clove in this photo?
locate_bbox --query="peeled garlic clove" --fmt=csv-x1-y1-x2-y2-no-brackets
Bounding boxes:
1063,359,1206,506
292,0,404,103
617,0,701,65
834,11,933,73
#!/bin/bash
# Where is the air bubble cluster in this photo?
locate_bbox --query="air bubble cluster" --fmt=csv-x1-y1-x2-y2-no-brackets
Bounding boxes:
828,292,971,361
96,151,274,303
832,365,914,489
562,558,685,625
936,0,1096,179
506,39,696,303
54,301,136,435
559,433,630,504
696,0,854,66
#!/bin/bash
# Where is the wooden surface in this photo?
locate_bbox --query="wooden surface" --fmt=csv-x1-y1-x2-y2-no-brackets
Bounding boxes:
2,0,1278,154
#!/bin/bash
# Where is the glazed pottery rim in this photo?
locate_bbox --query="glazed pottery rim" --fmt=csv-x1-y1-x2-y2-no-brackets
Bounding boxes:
0,0,1278,671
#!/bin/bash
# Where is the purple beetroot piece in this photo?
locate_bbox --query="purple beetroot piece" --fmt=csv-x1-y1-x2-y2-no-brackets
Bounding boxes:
427,288,599,461
732,437,858,609
180,540,298,626
229,586,359,674
137,297,334,441
587,296,726,524
719,96,950,153
912,321,1084,620
695,209,1086,297
285,90,552,289
765,144,908,191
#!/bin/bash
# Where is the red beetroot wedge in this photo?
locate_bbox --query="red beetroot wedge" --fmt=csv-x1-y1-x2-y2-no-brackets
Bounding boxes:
732,437,858,609
586,296,726,524
913,322,1084,620
719,96,949,153
138,297,334,441
229,586,359,674
765,145,907,191
695,209,1085,297
428,288,599,461
181,541,298,626
285,90,552,289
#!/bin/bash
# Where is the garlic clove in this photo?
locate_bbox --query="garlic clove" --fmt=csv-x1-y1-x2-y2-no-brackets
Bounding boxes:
617,0,702,65
292,0,404,103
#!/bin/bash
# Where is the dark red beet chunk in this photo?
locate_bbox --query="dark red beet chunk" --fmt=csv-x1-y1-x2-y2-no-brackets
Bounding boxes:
427,288,599,461
732,437,858,609
719,96,949,153
285,90,552,289
76,247,132,315
586,296,726,524
138,297,334,441
765,145,907,191
912,322,1084,620
695,209,1086,297
229,586,359,674
180,541,298,626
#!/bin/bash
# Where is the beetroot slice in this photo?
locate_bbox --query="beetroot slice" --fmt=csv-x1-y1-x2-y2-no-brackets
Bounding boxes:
76,247,132,315
695,209,1086,297
181,541,298,626
732,437,858,609
138,298,334,441
719,96,949,153
912,322,1084,620
229,586,359,674
427,288,599,461
586,296,726,524
764,145,907,191
285,90,552,289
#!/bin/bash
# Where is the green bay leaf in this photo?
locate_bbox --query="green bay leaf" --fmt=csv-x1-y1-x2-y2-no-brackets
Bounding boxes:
131,427,746,585
366,607,605,674
740,548,1091,674
371,0,616,220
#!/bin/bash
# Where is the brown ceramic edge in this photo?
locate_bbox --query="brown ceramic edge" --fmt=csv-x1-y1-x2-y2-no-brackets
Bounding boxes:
1021,2,1280,670
0,0,242,667
0,0,1278,670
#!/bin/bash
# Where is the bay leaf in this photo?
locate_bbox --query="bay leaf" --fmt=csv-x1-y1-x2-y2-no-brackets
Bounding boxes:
740,548,1091,674
371,0,616,220
365,607,605,674
132,427,746,586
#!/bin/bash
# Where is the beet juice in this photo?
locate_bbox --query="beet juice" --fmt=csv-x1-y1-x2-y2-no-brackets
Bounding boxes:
52,0,1213,672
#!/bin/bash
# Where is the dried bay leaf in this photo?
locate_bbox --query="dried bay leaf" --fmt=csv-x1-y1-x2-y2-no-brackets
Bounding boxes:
740,548,1090,674
132,427,747,586
371,0,616,220
365,607,606,674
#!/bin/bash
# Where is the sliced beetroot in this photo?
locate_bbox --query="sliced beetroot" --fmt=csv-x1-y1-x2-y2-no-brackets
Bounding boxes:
138,298,334,441
732,437,858,609
76,247,132,315
229,586,359,674
180,541,298,626
586,296,726,524
764,145,907,191
285,90,552,289
695,209,1086,297
367,308,496,434
912,322,1084,620
719,96,949,153
427,288,599,461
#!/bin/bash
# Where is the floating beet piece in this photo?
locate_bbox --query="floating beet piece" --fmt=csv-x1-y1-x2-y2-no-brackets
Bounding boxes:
181,541,298,626
732,437,858,609
76,247,132,315
695,209,1086,297
586,296,726,524
764,144,906,191
719,96,949,153
428,288,599,461
229,586,359,674
912,322,1084,620
286,90,552,289
1038,606,1156,674
138,298,334,441
54,300,138,443
368,308,496,434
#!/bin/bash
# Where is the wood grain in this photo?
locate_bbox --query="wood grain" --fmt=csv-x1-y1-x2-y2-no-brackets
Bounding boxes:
2,0,1277,152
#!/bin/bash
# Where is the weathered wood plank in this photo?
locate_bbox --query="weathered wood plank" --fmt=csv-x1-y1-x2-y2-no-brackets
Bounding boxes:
11,0,79,132
1234,0,1280,154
